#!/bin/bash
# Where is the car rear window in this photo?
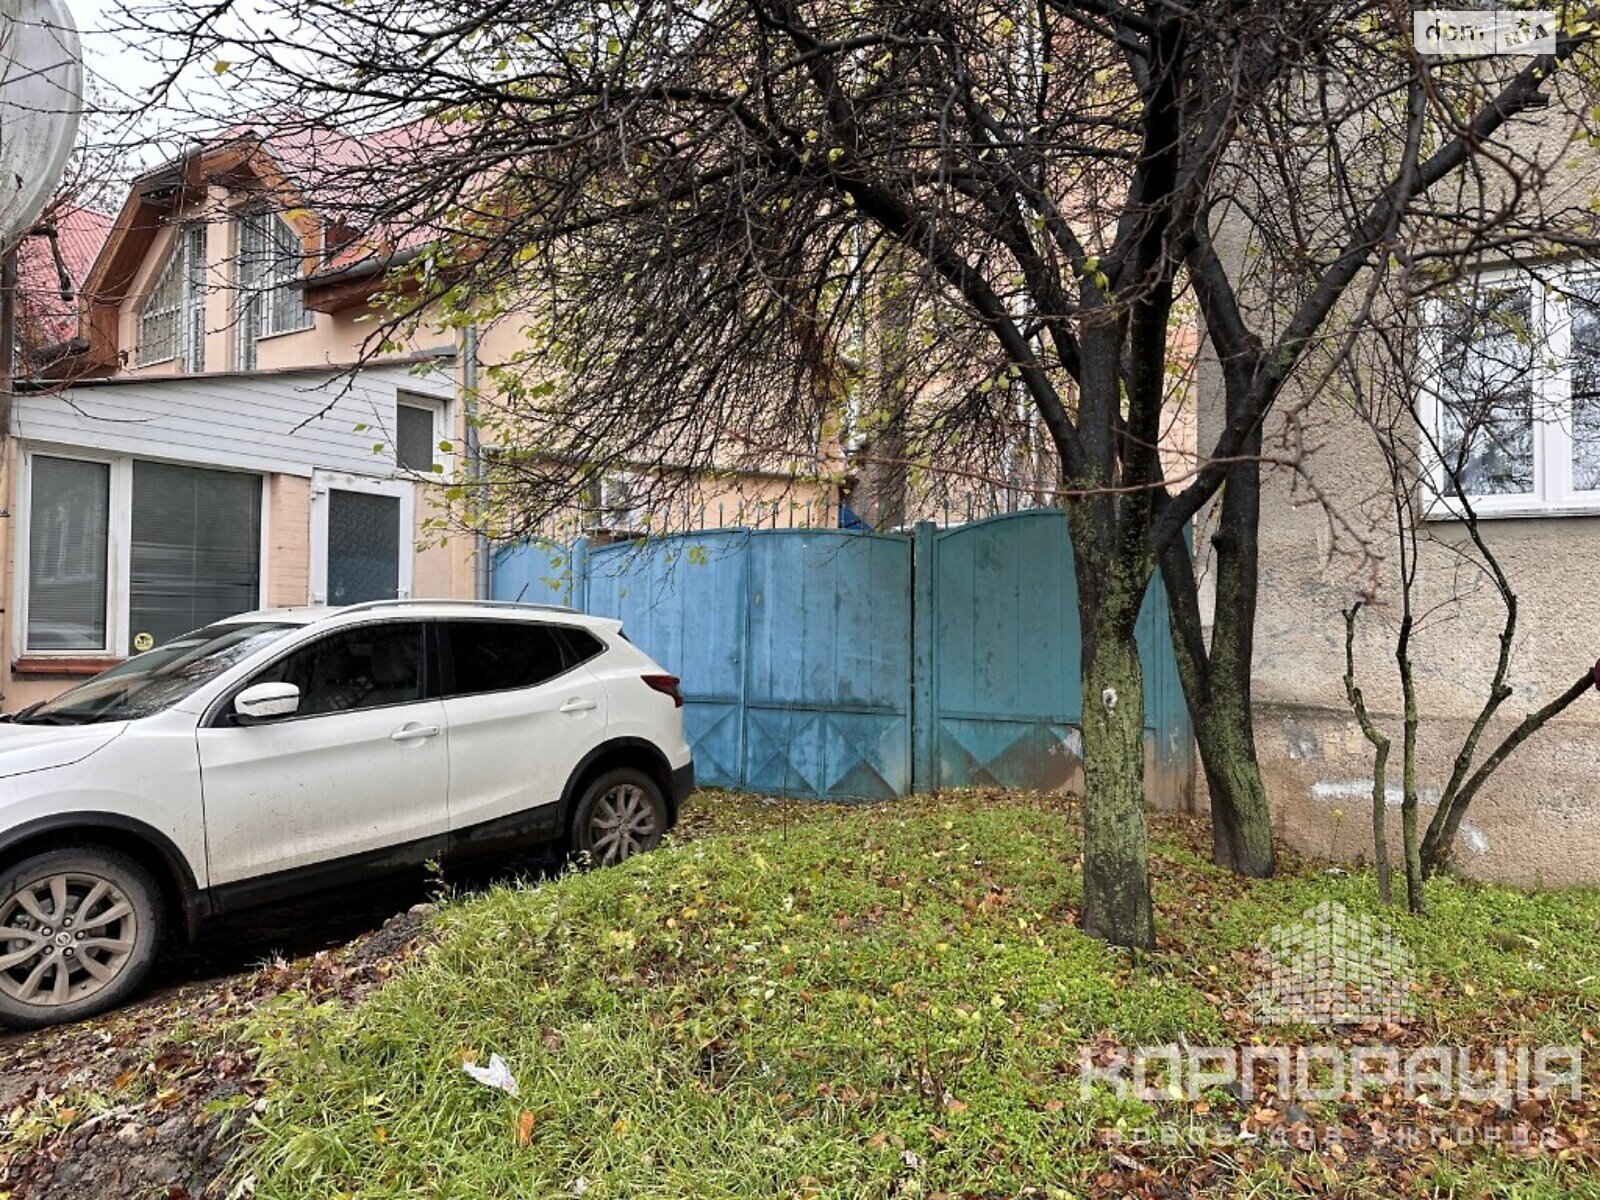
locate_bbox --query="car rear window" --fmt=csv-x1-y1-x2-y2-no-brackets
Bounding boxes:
442,620,573,697
558,627,606,666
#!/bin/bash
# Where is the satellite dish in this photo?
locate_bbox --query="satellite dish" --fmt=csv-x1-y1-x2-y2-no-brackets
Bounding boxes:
0,0,83,254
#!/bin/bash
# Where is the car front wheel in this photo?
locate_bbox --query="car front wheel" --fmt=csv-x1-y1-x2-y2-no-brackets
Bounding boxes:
572,768,669,867
0,847,164,1030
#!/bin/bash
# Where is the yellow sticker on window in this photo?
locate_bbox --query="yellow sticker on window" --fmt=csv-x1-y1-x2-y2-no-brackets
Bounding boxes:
133,632,155,652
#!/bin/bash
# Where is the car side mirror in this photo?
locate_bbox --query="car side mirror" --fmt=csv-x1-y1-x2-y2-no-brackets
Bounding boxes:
234,682,300,723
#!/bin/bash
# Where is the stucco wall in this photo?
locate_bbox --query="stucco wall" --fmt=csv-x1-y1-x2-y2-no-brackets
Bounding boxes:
469,314,839,535
1192,91,1600,882
1238,407,1600,882
411,484,478,600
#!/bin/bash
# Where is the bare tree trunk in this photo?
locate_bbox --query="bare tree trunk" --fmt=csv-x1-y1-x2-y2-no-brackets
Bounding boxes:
1396,612,1425,914
1074,515,1157,949
1160,459,1275,879
846,260,912,530
1343,605,1392,904
1421,667,1598,873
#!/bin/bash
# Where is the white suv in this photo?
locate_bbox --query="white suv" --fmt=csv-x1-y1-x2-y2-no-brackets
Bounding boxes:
0,601,693,1029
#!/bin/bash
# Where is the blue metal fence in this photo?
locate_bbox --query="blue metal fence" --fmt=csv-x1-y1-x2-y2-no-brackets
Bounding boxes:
491,511,1193,807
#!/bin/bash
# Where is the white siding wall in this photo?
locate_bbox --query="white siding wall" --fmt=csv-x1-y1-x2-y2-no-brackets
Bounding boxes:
13,362,455,478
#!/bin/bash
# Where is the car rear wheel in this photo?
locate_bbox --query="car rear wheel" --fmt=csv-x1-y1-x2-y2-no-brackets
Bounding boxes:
0,847,164,1030
572,768,669,867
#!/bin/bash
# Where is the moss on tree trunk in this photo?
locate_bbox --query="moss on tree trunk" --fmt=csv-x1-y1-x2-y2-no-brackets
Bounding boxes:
1077,587,1157,950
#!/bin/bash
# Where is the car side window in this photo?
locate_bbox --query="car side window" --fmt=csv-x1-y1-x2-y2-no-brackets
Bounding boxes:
249,622,426,717
443,620,571,697
559,627,605,666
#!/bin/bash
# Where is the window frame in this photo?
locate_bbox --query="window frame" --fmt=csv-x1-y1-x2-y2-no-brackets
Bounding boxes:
1421,262,1600,520
308,470,416,606
137,223,207,370
394,394,449,476
13,444,272,660
235,209,315,370
1549,264,1600,508
205,619,437,728
127,458,267,652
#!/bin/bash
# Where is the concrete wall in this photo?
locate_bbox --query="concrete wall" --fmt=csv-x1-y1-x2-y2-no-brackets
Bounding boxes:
1238,414,1600,883
1194,89,1600,884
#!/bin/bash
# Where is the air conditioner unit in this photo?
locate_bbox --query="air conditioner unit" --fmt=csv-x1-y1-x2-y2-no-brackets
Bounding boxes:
583,473,645,537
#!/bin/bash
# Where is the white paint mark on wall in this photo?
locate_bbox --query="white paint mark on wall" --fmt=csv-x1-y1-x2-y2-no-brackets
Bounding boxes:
1282,717,1323,762
1308,780,1490,855
1310,779,1441,808
1458,820,1491,856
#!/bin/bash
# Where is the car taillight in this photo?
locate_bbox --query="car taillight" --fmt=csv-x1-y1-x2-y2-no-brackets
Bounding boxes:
642,674,683,707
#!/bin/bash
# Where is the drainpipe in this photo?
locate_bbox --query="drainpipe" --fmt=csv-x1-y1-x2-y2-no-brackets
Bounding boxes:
464,322,490,600
0,248,16,436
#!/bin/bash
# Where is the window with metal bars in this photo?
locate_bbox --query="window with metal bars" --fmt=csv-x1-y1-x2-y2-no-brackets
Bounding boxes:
236,210,313,369
138,224,206,369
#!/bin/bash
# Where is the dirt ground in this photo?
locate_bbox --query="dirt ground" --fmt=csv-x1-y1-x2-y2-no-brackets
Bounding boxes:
0,862,541,1200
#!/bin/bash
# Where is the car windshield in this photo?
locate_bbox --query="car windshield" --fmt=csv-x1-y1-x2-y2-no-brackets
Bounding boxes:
13,623,299,725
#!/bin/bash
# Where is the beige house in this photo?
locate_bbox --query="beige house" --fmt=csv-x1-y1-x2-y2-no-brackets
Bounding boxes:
5,131,833,712
3,136,476,712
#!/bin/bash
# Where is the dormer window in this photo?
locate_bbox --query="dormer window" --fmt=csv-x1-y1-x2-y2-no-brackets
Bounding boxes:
137,224,206,369
237,210,314,368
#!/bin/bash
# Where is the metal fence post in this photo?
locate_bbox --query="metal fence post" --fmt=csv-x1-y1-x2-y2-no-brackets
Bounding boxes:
911,521,938,794
571,537,590,611
735,531,754,792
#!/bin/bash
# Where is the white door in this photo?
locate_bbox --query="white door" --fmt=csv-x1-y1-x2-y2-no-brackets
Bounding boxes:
438,619,609,848
309,471,414,606
197,620,448,888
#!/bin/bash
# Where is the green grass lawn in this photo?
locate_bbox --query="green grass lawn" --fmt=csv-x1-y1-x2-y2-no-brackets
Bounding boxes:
234,791,1600,1198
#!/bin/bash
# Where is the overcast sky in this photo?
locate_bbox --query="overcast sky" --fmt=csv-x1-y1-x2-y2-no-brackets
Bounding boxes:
61,0,274,182
75,0,167,105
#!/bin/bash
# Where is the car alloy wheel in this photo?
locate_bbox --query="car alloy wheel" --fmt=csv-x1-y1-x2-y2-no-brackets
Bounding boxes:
0,847,162,1028
0,870,140,1008
573,768,669,868
587,782,662,866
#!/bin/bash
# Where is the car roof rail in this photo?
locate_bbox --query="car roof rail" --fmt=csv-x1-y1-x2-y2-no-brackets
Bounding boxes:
333,598,581,616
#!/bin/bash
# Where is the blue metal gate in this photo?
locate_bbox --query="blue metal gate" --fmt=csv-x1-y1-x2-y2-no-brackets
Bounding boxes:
914,510,1191,806
493,530,912,799
492,511,1192,806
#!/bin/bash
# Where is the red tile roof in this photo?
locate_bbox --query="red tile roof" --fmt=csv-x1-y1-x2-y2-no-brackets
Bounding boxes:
18,114,459,359
14,203,112,349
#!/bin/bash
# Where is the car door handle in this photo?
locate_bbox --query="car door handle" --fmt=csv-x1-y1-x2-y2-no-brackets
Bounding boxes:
559,697,598,714
391,722,441,741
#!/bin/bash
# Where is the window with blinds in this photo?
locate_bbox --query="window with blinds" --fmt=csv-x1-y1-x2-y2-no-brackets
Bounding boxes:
396,402,437,472
138,225,206,369
129,462,262,648
26,456,110,651
237,211,313,369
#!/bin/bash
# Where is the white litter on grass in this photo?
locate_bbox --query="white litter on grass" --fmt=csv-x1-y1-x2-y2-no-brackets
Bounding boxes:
463,1053,520,1097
